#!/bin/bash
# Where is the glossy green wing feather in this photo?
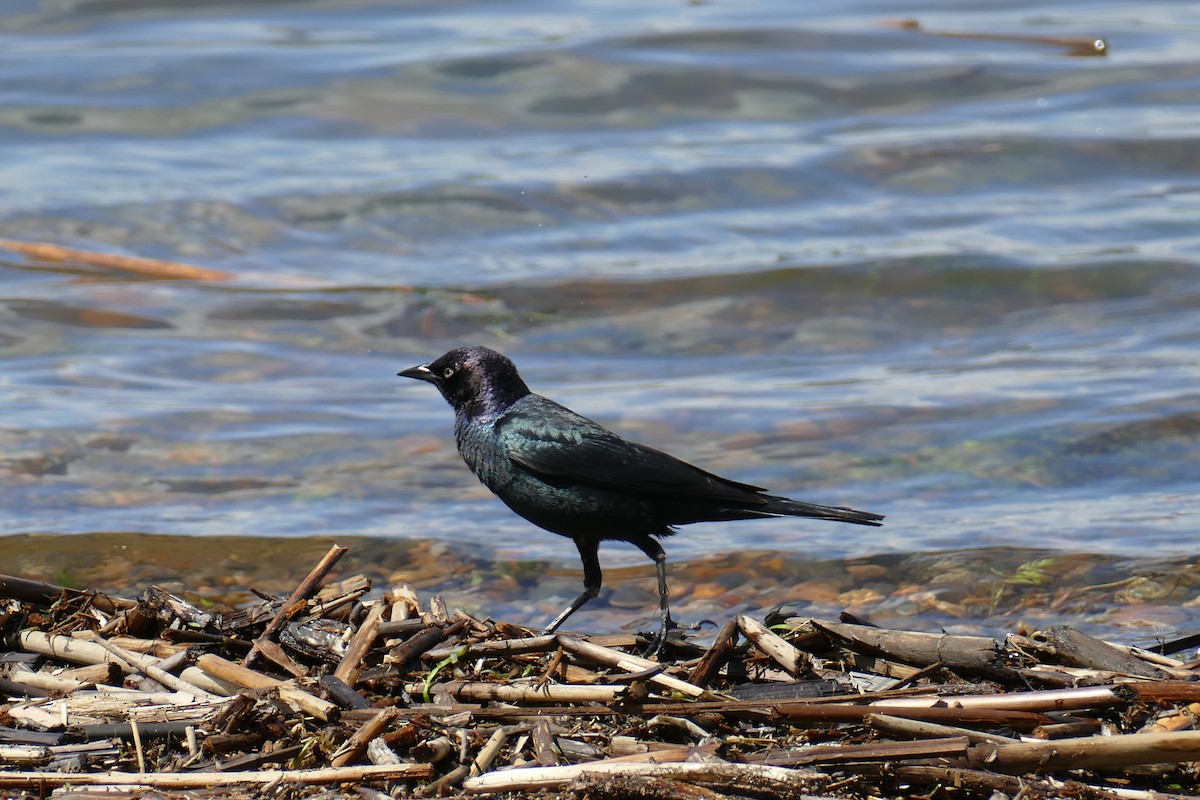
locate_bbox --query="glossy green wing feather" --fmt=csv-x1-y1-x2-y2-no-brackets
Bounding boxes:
497,397,769,506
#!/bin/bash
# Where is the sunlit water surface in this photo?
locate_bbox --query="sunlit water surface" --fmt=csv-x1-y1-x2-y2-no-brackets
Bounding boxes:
2,0,1199,644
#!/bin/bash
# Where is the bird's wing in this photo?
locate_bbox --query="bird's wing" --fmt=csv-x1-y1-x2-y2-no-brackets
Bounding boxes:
497,398,769,505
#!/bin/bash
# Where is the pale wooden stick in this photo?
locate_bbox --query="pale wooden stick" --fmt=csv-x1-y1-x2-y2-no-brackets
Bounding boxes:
1030,719,1102,739
333,600,386,685
367,737,403,766
8,665,91,693
6,691,226,732
130,717,146,773
21,631,237,699
584,746,710,765
865,712,1015,745
758,736,969,766
0,745,50,767
556,636,705,697
56,664,115,684
19,630,128,667
330,706,400,768
82,633,221,700
0,764,431,789
424,634,558,663
873,685,1123,713
469,727,507,776
195,653,278,689
193,654,337,721
108,636,187,657
384,585,421,648
390,584,421,621
419,681,624,704
1141,701,1200,733
308,575,372,619
1117,643,1186,668
971,730,1200,772
176,666,241,697
185,726,199,757
845,653,924,681
737,615,809,676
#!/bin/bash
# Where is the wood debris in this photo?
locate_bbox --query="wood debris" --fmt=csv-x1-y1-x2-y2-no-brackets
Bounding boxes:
3,546,1200,800
0,237,234,282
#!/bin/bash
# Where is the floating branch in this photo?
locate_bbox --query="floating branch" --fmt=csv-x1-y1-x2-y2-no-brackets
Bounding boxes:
0,237,234,282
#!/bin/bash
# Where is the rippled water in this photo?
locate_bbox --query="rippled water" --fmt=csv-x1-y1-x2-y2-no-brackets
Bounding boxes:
3,0,1199,642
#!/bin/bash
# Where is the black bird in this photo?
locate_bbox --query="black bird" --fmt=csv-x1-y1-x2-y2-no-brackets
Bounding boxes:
399,346,883,652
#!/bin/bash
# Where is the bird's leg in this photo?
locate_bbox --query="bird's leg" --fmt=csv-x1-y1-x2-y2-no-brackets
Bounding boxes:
543,537,602,634
633,537,674,658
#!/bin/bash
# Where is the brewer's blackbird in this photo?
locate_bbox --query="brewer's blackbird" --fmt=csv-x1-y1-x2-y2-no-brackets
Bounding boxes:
399,346,883,653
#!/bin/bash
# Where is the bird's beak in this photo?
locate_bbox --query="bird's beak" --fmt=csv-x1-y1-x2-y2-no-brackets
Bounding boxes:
398,363,437,383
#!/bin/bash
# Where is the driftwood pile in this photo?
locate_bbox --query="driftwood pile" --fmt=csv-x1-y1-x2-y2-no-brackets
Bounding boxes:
3,544,1200,800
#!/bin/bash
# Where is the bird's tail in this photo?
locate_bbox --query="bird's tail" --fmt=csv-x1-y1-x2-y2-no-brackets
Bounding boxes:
760,495,884,527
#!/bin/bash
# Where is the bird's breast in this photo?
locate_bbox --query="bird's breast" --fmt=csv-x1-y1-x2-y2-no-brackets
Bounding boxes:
454,417,511,490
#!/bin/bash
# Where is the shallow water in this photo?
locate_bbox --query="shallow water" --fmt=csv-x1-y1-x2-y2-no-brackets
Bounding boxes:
2,0,1199,643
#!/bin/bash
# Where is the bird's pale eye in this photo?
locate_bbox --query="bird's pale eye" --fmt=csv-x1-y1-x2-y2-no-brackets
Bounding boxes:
442,366,456,379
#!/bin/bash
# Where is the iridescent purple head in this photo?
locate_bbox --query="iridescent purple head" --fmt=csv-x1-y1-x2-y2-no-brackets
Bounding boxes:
399,346,531,420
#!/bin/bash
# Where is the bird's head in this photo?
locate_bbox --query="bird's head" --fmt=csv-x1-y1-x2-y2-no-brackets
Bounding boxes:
399,346,531,419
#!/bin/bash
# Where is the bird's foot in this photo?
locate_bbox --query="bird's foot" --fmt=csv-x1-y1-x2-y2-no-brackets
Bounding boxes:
640,628,669,660
638,616,710,659
665,616,707,632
